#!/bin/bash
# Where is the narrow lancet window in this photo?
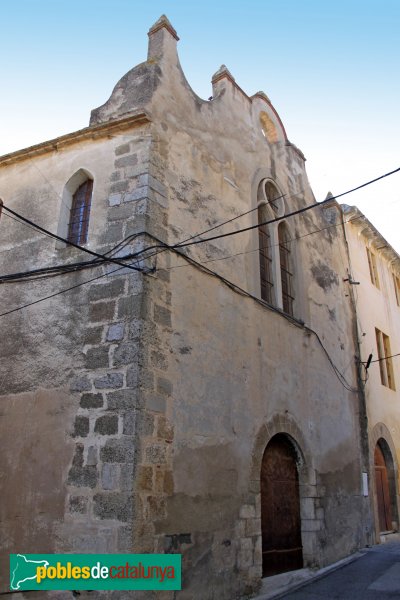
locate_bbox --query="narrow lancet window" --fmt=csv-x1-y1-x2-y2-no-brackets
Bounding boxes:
278,222,294,315
67,179,93,245
258,203,274,303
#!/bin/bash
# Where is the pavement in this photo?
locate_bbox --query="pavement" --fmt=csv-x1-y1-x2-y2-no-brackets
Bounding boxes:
269,540,400,599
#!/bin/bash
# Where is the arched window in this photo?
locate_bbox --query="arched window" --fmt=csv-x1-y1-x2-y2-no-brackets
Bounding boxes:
278,222,294,316
256,179,297,316
67,179,93,245
57,170,94,247
264,181,284,215
258,202,274,304
257,180,279,305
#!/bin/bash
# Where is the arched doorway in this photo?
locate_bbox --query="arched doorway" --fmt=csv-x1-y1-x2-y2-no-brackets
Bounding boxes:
261,434,303,576
374,441,394,532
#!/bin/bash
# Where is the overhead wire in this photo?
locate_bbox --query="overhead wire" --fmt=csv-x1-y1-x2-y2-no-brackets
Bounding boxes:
0,167,398,289
1,211,57,244
166,244,358,392
98,190,293,269
160,214,365,272
31,162,73,213
138,167,400,258
0,264,126,318
1,166,398,280
0,212,366,283
1,202,145,274
0,167,398,393
0,188,295,283
365,352,400,364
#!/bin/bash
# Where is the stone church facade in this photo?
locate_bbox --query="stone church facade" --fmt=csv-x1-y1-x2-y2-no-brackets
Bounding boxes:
0,16,373,599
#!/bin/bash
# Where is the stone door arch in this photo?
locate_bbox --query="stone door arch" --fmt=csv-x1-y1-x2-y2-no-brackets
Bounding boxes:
374,439,396,532
370,424,399,539
261,433,303,576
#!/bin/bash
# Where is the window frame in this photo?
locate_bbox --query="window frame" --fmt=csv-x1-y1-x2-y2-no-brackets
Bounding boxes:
258,202,274,304
375,328,396,391
393,273,400,307
278,222,295,316
255,179,298,317
67,179,93,245
56,169,94,249
367,247,380,288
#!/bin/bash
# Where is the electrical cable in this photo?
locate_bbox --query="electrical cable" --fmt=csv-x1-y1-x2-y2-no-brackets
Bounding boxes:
0,189,292,283
2,166,398,280
0,233,147,284
176,165,400,249
167,244,358,392
112,166,400,264
1,202,145,274
0,261,98,283
160,214,364,272
0,227,365,392
0,264,125,318
31,162,73,214
1,211,58,243
97,190,292,271
0,208,365,284
0,211,359,283
364,352,400,364
0,168,397,393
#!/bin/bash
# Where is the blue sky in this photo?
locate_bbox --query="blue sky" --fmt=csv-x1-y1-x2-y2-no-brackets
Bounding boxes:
1,0,399,251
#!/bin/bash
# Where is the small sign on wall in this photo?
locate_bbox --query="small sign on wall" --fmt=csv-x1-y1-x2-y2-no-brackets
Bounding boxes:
362,472,369,496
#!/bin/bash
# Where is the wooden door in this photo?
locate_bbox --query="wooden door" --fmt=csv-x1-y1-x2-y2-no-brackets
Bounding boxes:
374,444,392,532
261,435,303,577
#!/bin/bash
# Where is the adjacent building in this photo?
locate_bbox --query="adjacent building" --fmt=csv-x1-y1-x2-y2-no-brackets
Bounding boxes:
343,205,400,542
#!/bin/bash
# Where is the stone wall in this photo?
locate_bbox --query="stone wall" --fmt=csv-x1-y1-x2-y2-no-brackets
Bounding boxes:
0,125,154,590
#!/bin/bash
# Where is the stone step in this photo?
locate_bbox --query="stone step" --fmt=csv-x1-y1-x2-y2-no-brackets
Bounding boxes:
380,531,400,544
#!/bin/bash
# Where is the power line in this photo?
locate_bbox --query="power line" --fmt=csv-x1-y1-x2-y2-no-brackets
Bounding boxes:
31,162,73,214
2,166,398,280
1,211,57,244
0,260,98,283
0,170,395,289
118,166,400,263
0,264,125,318
172,191,288,245
103,190,293,269
0,190,292,282
0,207,357,283
167,244,358,393
0,232,146,284
161,214,364,272
0,225,362,392
1,165,398,343
332,166,400,200
1,202,145,274
0,208,355,284
367,353,400,364
176,166,400,249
